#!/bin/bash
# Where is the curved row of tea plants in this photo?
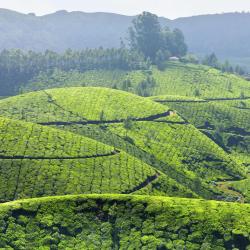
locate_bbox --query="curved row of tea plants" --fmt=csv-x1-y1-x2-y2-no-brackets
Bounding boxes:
150,95,250,167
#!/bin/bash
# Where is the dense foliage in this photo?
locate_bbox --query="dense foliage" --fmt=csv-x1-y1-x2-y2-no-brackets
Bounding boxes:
0,48,147,95
202,53,245,75
0,194,250,249
129,12,187,62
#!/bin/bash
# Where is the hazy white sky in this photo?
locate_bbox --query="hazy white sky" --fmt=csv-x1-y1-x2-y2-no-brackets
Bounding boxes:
1,0,250,19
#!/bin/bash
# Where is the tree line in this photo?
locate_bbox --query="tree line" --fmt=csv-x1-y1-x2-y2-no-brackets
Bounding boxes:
201,53,245,75
0,48,149,95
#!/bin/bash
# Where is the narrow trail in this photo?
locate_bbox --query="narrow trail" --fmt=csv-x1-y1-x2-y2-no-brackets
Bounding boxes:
122,172,160,194
40,91,188,126
38,111,187,126
0,150,119,160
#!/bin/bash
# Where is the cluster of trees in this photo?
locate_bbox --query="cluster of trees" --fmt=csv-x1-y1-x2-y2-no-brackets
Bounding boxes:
0,48,147,95
129,12,187,67
202,53,245,75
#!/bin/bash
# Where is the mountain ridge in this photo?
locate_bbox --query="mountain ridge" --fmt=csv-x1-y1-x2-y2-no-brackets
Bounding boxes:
0,8,250,65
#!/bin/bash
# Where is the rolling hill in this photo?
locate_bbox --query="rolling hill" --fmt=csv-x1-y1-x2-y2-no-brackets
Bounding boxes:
0,87,246,201
0,194,249,249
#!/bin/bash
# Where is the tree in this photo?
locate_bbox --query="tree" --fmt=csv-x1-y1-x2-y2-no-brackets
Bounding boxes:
202,53,220,69
171,29,188,57
194,88,201,97
129,12,187,63
155,50,170,70
121,79,132,91
129,12,162,61
123,116,133,130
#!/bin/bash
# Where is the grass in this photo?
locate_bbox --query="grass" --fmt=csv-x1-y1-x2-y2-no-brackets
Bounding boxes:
0,194,249,249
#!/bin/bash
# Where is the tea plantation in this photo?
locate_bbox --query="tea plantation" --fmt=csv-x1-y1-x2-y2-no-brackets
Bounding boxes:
0,87,246,200
0,62,249,249
0,194,250,249
23,62,250,99
0,116,197,202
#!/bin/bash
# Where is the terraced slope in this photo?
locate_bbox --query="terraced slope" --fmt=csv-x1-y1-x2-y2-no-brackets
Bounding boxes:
0,194,249,249
0,116,194,202
0,87,245,200
23,62,250,99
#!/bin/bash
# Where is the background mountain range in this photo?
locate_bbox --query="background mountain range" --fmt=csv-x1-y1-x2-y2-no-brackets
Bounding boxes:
1,9,250,68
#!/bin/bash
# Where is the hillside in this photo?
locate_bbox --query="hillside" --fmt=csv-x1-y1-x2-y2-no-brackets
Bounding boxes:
1,9,250,67
0,115,196,202
23,62,250,99
0,87,246,201
0,194,250,249
150,95,250,163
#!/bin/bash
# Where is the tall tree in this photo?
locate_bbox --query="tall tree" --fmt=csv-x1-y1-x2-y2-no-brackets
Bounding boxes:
129,12,187,62
129,12,162,61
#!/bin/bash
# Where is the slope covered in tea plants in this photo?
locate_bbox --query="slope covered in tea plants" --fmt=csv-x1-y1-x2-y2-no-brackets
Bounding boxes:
0,87,167,123
0,116,194,202
22,62,250,99
150,96,250,156
0,87,245,200
0,194,250,249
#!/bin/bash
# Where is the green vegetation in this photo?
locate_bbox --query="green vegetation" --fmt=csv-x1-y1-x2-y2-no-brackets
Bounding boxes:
22,62,250,99
0,116,195,202
129,12,187,62
0,48,147,96
0,11,249,248
150,95,250,169
0,194,250,249
0,87,166,123
0,87,246,201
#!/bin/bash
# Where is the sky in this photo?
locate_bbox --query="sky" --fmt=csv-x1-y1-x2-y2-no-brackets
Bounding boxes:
1,0,250,19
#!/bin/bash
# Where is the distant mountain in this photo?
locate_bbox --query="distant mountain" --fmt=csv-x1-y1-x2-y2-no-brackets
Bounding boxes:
0,9,250,63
